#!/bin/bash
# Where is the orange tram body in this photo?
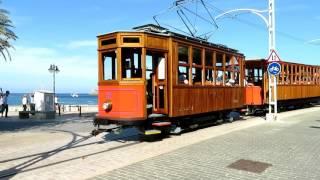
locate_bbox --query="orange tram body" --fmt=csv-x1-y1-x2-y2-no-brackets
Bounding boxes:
93,24,320,135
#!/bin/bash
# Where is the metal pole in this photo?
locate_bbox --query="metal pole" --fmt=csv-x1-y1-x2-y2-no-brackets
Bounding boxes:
267,0,277,121
53,68,56,111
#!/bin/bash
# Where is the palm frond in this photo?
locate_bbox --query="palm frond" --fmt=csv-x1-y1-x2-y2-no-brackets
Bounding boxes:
0,2,17,61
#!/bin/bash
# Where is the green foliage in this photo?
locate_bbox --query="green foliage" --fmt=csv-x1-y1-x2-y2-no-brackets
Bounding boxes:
0,1,17,61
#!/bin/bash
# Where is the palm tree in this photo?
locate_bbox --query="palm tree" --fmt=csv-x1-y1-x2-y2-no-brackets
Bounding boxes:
0,1,17,61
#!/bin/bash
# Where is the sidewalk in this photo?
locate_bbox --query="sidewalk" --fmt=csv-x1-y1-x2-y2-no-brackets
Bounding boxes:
92,107,320,180
1,107,319,179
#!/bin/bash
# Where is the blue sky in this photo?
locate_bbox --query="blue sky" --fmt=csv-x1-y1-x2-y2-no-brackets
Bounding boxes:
0,0,319,93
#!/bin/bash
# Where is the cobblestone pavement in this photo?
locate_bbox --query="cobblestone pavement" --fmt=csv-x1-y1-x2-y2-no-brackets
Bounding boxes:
0,111,267,180
1,107,319,180
92,107,320,180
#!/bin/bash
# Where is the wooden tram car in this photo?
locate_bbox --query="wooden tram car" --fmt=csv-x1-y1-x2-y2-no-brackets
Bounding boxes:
94,24,246,134
245,59,320,112
93,24,320,135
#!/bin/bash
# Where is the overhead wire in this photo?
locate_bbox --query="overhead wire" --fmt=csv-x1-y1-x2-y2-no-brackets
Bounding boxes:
154,0,313,45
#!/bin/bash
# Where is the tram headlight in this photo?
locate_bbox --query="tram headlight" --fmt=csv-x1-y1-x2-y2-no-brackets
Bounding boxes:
102,101,112,112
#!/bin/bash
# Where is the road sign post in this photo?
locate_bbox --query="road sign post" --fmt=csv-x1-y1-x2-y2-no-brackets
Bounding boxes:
266,50,281,121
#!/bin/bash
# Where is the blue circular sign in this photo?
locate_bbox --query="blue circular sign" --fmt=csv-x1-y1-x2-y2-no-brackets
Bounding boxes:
267,62,281,76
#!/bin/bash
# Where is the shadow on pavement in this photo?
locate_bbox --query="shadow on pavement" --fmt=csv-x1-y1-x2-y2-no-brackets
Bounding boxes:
0,129,140,179
0,113,94,132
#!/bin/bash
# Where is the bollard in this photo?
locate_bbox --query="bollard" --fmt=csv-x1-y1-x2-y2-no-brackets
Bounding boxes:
79,106,82,117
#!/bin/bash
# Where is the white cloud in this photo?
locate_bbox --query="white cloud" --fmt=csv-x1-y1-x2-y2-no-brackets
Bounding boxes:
65,40,97,49
306,39,320,45
0,45,97,93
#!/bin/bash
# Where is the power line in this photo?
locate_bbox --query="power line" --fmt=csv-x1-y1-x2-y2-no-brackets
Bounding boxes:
154,0,313,45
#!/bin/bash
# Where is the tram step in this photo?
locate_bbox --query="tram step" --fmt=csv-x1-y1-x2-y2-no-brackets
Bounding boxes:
144,129,162,135
152,122,171,127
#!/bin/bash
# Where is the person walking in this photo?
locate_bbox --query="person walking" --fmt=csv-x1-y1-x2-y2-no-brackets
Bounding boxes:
3,90,10,118
22,94,28,111
0,94,3,117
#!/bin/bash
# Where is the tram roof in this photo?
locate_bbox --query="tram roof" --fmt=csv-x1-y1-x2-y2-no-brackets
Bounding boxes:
99,24,242,55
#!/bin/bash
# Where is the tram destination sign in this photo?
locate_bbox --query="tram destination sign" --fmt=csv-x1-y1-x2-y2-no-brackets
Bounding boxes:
267,62,281,76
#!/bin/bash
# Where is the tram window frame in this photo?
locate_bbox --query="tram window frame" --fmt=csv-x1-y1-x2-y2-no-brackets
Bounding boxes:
102,50,117,81
101,38,116,46
280,64,286,84
284,64,290,84
192,47,202,85
302,66,307,84
292,65,296,84
317,68,320,85
121,48,142,79
216,53,223,68
205,50,214,85
225,56,240,87
316,67,318,85
318,67,320,85
312,67,315,84
178,45,190,85
215,70,224,86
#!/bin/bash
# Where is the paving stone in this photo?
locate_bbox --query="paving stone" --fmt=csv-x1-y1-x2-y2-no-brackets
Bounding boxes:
91,107,320,180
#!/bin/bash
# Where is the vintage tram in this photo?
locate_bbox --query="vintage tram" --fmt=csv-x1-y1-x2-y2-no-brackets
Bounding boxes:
94,24,246,135
93,24,320,135
245,59,320,113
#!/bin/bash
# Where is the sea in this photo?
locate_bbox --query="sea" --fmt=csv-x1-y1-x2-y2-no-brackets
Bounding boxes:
7,93,98,106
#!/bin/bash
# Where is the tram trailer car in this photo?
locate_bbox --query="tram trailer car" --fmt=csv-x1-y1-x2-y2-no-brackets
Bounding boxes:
93,24,247,135
245,59,320,113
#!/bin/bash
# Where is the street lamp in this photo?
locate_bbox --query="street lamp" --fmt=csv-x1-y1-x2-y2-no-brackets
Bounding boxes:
48,64,60,108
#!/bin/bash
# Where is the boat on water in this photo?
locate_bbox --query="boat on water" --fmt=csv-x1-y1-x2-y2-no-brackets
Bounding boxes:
71,93,79,98
89,88,98,96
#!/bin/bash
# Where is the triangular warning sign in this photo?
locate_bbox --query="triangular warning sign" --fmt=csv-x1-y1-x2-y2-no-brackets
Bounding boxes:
267,50,281,62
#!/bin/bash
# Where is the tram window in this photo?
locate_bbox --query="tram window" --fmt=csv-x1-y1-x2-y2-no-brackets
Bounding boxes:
178,66,189,84
123,37,140,43
192,48,202,65
121,48,142,79
216,70,224,85
192,67,202,85
225,71,237,86
146,55,153,80
226,56,231,66
102,51,117,80
205,50,213,66
158,57,165,80
205,69,214,84
216,53,223,67
178,46,189,64
101,38,116,46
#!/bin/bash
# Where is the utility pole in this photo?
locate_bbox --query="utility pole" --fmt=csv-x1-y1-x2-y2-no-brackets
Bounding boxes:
267,0,278,121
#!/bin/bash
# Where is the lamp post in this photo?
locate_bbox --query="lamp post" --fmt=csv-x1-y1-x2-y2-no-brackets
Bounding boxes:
48,64,60,109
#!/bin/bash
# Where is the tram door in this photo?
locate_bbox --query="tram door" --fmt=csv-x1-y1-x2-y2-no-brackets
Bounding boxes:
146,51,167,114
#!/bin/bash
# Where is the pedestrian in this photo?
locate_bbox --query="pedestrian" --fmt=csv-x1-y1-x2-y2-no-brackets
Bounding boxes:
3,90,10,118
22,94,28,111
0,94,3,117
